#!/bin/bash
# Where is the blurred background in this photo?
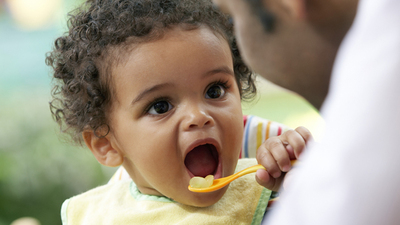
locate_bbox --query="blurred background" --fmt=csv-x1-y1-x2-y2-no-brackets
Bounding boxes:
0,0,324,224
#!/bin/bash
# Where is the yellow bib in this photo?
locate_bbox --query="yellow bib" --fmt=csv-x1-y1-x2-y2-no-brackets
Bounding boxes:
62,159,271,225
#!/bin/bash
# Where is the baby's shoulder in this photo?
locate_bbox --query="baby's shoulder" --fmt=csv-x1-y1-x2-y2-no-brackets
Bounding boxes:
72,180,131,201
61,180,132,223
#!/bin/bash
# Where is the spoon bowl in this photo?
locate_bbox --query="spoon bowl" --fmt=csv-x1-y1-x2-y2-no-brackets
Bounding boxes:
188,164,265,193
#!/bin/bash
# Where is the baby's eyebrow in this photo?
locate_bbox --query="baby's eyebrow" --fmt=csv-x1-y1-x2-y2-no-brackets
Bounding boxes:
204,66,235,78
131,83,172,105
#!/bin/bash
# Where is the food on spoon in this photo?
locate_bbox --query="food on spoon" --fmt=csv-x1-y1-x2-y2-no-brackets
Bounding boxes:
189,175,214,188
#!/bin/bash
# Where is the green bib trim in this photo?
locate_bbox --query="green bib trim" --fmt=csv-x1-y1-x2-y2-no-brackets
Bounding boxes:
129,181,175,203
251,188,271,225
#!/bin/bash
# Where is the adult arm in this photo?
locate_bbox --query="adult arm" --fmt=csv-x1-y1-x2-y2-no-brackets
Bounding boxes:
264,0,400,224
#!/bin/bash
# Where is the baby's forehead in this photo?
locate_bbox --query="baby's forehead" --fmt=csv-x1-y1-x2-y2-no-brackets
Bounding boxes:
103,25,233,97
104,25,230,72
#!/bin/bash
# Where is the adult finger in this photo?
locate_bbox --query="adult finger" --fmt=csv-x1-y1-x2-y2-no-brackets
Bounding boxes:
256,145,282,178
265,137,292,172
279,129,306,159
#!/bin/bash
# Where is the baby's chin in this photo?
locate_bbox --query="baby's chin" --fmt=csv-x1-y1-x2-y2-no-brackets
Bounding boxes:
173,186,229,208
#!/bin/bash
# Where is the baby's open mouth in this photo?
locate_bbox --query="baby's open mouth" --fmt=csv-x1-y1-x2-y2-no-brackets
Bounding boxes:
184,144,219,178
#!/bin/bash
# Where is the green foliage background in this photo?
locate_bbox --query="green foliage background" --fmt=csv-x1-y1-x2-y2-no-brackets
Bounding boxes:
0,1,322,224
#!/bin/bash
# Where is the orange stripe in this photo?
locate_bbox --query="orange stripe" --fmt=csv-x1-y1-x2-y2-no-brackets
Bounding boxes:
256,122,263,149
265,121,271,140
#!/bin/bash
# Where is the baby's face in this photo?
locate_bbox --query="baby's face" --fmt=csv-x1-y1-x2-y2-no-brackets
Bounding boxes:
108,26,243,207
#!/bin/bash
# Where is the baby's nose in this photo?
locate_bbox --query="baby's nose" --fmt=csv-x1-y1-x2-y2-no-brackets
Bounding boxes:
182,104,214,130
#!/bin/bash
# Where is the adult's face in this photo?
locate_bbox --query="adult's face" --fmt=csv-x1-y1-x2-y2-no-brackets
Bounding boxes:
212,0,358,109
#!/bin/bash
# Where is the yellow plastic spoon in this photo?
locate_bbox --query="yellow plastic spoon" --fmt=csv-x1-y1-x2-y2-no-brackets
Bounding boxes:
188,160,297,193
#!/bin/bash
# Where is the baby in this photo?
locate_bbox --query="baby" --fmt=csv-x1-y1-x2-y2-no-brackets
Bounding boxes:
46,0,311,224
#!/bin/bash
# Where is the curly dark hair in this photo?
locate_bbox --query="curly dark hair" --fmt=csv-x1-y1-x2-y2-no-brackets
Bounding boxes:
46,0,257,145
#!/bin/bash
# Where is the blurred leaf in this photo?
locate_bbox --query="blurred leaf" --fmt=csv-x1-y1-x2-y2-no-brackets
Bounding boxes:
0,88,116,224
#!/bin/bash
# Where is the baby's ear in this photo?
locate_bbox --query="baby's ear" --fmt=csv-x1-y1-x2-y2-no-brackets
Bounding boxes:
82,130,124,167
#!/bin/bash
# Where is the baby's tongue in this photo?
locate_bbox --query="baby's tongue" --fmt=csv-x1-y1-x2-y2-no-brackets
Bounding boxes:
185,144,217,178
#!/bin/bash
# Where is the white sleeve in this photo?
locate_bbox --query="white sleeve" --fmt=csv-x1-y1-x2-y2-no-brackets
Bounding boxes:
264,0,400,224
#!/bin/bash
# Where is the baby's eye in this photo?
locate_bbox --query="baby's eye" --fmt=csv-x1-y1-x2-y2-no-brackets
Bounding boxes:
148,100,172,115
205,84,226,99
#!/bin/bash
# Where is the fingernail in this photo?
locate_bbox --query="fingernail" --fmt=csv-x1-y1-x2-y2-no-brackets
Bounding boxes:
282,165,291,172
273,172,281,178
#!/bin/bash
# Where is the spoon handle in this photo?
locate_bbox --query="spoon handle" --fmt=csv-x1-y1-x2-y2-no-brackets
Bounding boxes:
231,159,297,180
232,164,265,179
224,159,297,182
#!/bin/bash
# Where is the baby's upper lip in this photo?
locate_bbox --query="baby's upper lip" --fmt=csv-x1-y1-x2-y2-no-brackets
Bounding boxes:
184,138,220,158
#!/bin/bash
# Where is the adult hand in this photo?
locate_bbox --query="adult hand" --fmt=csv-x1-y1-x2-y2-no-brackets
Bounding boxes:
255,126,312,191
